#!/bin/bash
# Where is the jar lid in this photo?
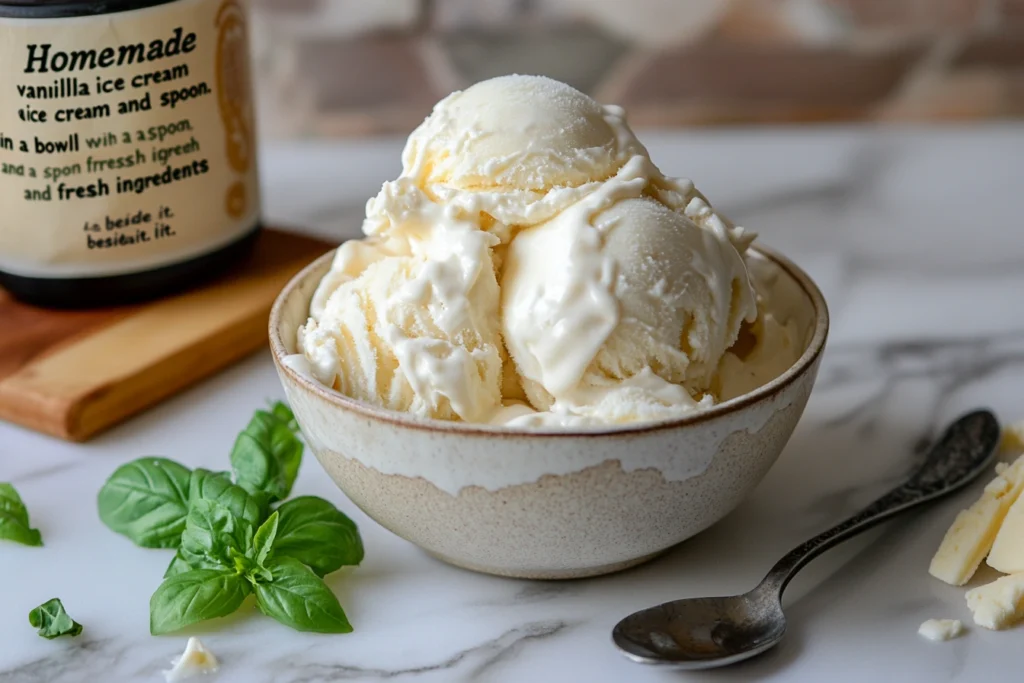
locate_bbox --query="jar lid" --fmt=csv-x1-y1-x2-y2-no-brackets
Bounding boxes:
0,0,178,19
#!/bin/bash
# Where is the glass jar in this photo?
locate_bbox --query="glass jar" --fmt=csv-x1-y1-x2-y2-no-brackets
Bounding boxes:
0,0,260,308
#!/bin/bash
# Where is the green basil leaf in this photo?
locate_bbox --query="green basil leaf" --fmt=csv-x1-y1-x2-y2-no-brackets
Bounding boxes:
149,569,250,635
269,401,299,433
164,551,191,578
188,469,263,526
273,497,363,576
230,432,270,495
97,458,191,548
270,424,303,494
0,483,42,547
254,557,352,634
253,511,279,567
28,598,82,639
180,499,253,571
231,411,303,503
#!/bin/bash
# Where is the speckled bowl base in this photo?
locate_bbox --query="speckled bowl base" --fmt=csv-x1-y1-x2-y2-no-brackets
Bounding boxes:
303,399,806,579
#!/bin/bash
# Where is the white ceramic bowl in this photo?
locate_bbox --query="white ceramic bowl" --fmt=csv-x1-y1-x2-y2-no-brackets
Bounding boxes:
270,245,828,579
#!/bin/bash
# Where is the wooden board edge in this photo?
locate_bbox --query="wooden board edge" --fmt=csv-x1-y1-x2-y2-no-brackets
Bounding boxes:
66,308,274,441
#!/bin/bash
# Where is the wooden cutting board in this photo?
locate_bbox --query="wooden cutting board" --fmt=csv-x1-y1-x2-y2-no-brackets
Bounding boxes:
0,228,333,442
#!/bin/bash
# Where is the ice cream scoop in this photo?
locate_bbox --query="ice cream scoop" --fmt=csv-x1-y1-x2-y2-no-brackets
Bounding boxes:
298,74,797,427
402,74,646,192
299,202,504,422
501,187,757,423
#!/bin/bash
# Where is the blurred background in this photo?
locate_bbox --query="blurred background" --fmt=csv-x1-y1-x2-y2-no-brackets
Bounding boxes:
249,0,1022,139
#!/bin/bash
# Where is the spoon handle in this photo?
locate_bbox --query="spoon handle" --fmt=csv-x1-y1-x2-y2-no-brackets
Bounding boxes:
759,410,1000,597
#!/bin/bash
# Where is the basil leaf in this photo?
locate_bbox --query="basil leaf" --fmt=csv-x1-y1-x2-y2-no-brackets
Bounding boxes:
28,598,82,639
273,497,363,576
269,401,299,433
188,469,263,526
97,458,191,548
164,551,191,578
180,499,253,571
231,412,302,503
254,557,352,633
0,483,42,547
149,569,250,635
253,511,279,567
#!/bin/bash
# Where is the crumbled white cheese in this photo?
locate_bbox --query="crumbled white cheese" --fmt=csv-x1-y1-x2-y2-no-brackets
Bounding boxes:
966,573,1024,630
164,637,219,682
929,453,1024,585
918,619,964,641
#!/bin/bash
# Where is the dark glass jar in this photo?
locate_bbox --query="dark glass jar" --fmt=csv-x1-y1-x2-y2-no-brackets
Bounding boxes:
0,0,260,308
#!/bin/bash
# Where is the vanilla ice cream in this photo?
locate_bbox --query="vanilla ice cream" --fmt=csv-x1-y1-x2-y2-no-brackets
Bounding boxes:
295,74,800,428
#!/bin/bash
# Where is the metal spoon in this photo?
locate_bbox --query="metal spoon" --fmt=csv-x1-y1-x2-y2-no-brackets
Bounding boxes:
612,409,1000,669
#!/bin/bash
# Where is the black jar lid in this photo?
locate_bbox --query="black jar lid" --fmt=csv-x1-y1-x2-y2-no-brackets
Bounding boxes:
0,0,179,19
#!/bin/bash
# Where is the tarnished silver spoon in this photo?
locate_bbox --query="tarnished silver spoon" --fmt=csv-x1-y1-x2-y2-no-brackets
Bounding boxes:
613,409,1000,669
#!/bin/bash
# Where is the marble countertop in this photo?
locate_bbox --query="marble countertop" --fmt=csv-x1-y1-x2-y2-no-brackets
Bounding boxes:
3,125,1024,682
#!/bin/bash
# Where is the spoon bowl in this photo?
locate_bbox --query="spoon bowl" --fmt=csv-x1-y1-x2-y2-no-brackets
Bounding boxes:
613,587,786,669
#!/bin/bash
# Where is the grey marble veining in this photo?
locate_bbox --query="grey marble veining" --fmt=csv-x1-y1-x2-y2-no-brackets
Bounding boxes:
3,125,1024,682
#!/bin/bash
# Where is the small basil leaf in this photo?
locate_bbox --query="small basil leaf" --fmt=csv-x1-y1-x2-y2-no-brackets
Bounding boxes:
0,483,42,547
28,599,82,639
188,469,263,526
273,497,363,576
231,547,271,583
230,547,258,577
164,551,191,578
149,569,250,635
97,458,191,548
254,557,352,633
231,412,303,503
253,511,279,567
269,401,299,433
180,499,253,571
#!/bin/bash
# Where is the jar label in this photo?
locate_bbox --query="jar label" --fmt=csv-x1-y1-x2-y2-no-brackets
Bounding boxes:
0,0,259,278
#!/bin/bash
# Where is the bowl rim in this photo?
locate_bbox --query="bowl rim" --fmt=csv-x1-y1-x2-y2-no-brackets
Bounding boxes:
269,242,829,438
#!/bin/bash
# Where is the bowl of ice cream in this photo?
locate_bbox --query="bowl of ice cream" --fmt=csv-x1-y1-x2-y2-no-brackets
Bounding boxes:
270,75,829,579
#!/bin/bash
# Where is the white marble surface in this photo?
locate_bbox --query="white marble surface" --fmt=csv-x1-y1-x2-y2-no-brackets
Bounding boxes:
4,125,1024,682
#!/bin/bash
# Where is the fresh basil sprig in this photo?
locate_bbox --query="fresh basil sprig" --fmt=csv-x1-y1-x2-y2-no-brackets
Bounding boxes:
0,483,43,547
29,598,83,639
149,499,355,634
96,401,363,636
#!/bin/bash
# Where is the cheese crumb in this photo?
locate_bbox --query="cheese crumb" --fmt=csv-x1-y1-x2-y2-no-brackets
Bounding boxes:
966,573,1024,630
918,619,964,641
164,637,219,682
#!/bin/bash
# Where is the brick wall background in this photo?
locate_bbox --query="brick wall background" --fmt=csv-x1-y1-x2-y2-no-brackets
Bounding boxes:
249,0,1024,138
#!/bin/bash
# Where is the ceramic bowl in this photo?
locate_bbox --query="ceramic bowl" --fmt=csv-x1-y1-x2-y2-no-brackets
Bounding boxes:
270,245,828,579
